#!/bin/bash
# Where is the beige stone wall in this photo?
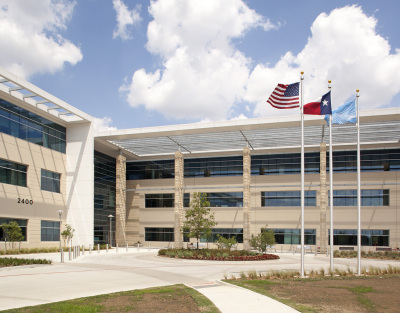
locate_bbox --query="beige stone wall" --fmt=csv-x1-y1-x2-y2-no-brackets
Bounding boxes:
115,154,127,245
0,133,66,249
124,154,400,251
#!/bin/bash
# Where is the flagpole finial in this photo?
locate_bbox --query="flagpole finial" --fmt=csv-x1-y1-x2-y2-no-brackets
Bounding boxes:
328,80,331,83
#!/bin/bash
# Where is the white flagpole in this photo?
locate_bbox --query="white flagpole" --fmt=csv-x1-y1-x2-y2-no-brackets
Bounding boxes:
300,71,305,278
328,81,334,271
356,89,361,275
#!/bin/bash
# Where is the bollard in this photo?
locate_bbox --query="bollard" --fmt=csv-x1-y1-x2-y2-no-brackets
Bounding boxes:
116,243,118,253
137,243,139,252
61,249,64,263
97,244,100,253
73,246,75,259
4,239,6,253
126,243,128,252
69,247,72,261
106,244,109,253
82,245,85,255
89,244,92,254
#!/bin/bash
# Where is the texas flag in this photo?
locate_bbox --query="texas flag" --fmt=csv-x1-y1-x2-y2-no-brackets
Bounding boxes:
304,91,332,115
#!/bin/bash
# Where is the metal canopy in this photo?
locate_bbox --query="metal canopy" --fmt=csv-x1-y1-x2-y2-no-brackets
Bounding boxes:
101,112,400,159
0,67,91,123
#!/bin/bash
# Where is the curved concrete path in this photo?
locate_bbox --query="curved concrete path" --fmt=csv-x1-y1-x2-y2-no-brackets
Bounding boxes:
1,249,399,312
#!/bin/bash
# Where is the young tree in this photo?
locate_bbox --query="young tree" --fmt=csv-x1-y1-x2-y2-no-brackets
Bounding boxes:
1,221,24,250
250,227,275,253
216,235,237,250
183,192,217,250
61,224,75,247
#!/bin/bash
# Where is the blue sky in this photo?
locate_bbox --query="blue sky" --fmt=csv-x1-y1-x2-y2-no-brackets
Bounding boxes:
1,0,400,131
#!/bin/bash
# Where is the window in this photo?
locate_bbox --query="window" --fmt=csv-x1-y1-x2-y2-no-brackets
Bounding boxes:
126,160,175,180
207,228,243,243
329,229,389,246
329,149,400,173
252,153,320,176
145,194,174,208
0,99,66,153
0,218,27,241
144,193,190,208
185,156,243,177
41,220,60,241
330,190,389,206
262,191,316,207
145,227,174,242
206,192,243,207
268,229,316,245
41,169,61,193
0,159,27,187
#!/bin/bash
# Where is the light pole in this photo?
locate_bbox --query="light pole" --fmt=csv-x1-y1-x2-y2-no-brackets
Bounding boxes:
58,209,63,251
108,215,114,247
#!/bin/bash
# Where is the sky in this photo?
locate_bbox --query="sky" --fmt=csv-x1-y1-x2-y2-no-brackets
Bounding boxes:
1,0,400,132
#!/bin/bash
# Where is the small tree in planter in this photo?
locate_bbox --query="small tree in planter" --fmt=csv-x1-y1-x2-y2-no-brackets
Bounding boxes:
216,235,237,250
61,224,75,248
183,192,217,250
250,227,275,253
1,221,24,250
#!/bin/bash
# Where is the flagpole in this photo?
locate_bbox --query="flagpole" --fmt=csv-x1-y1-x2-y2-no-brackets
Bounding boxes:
300,71,305,278
328,81,334,272
356,89,361,276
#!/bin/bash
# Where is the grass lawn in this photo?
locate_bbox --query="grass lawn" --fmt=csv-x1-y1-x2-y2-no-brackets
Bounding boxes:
3,285,220,313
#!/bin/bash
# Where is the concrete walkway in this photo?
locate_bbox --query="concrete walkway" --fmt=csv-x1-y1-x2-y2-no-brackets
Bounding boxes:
188,281,298,313
1,249,399,312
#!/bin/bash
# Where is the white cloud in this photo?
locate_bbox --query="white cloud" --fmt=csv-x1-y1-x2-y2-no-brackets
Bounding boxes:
246,5,400,118
0,0,82,79
93,116,117,133
122,0,277,121
112,0,141,40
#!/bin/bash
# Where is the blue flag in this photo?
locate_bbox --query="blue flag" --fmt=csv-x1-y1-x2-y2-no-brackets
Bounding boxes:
324,99,356,125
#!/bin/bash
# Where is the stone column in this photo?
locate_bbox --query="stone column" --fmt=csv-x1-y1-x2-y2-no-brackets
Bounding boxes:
243,147,251,250
319,143,327,253
174,151,184,249
116,153,127,245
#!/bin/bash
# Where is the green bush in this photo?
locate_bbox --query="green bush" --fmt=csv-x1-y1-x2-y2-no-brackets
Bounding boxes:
0,257,52,267
158,249,167,255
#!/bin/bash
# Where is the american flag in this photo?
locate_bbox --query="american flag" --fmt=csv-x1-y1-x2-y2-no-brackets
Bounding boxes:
267,82,300,109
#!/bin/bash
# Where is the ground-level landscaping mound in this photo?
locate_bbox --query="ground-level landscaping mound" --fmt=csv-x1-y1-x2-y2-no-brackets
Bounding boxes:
158,248,279,261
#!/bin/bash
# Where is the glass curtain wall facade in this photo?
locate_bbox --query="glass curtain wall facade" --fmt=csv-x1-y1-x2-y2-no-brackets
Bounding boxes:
126,149,400,181
0,99,66,153
94,151,116,245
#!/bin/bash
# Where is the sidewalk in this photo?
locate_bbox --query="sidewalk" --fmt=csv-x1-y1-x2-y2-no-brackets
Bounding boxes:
188,281,299,313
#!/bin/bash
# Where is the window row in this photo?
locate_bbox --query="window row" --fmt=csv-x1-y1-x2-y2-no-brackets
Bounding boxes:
144,193,242,208
0,218,60,242
144,227,243,243
143,189,389,208
0,99,66,153
143,227,390,246
127,149,400,180
0,159,61,193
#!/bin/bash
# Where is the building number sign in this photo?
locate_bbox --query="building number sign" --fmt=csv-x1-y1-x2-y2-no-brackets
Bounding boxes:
18,198,33,205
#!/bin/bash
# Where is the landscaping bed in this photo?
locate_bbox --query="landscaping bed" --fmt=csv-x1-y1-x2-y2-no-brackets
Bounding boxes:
158,248,279,261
